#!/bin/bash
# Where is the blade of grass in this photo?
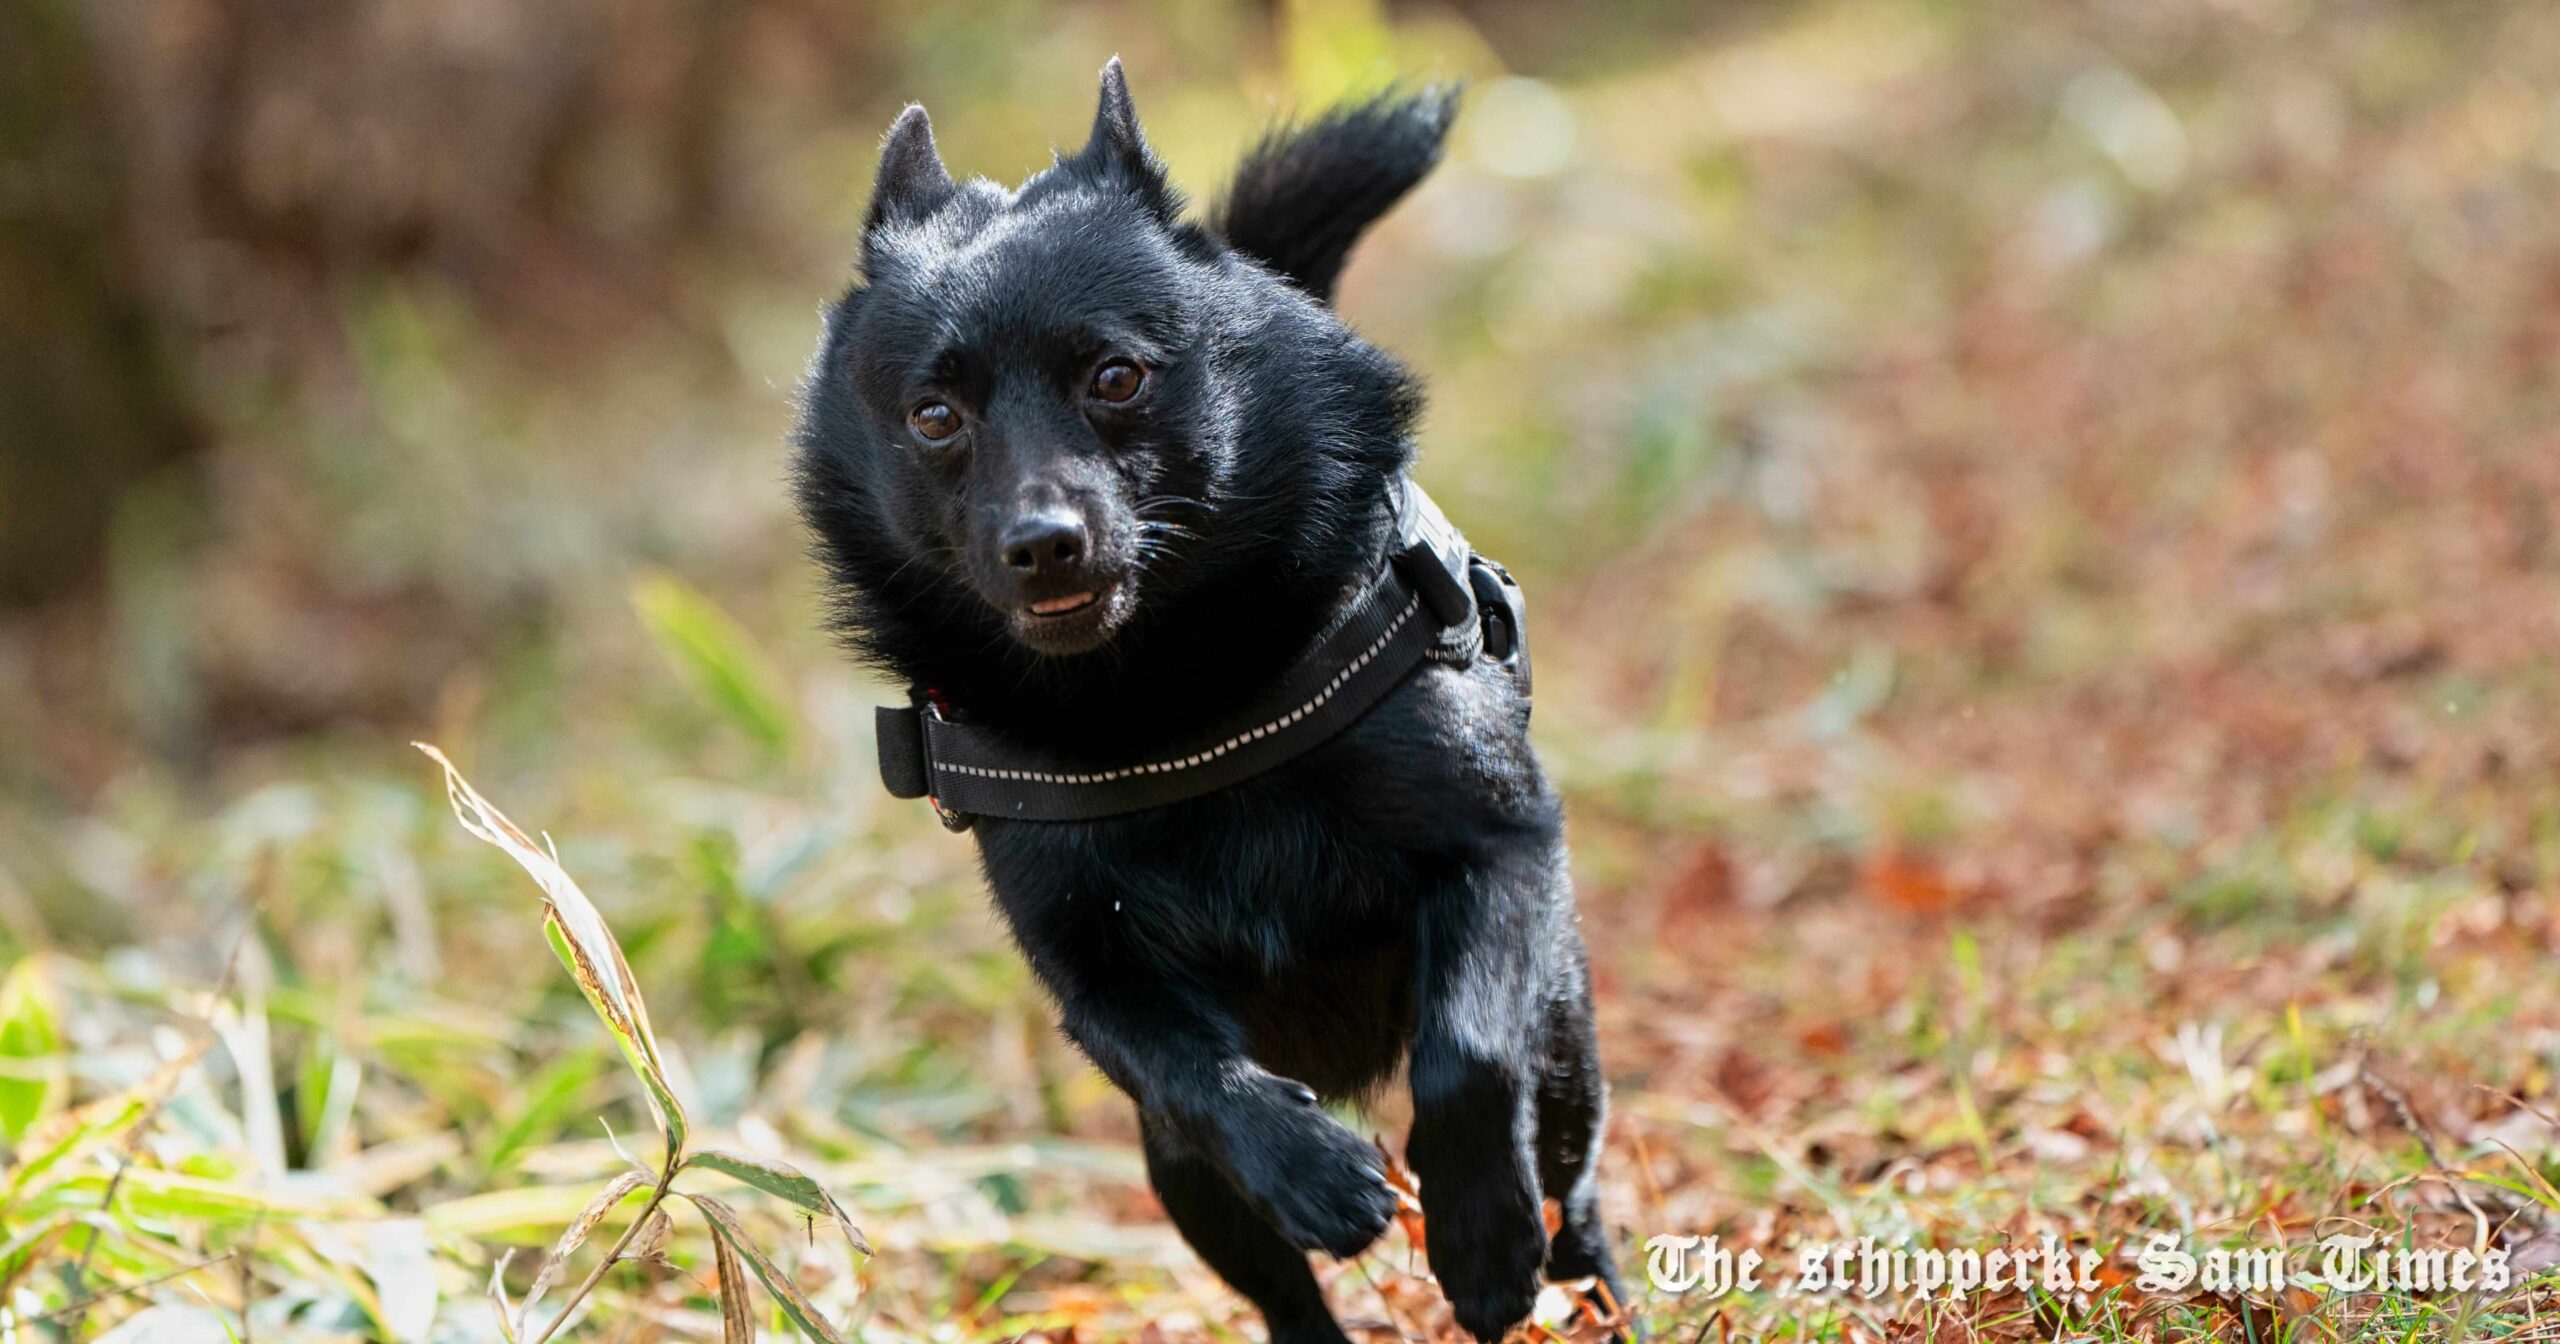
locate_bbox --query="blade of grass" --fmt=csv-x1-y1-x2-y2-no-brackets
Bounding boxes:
3,1036,209,1210
682,1149,870,1254
489,1249,523,1344
417,743,690,1174
630,570,795,758
517,1170,651,1330
681,1191,850,1344
0,955,65,1143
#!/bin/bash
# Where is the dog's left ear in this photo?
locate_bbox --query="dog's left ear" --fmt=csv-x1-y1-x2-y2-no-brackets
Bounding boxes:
1073,57,1180,222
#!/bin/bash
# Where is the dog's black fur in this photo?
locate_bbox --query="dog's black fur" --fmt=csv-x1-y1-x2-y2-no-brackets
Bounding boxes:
793,62,1622,1344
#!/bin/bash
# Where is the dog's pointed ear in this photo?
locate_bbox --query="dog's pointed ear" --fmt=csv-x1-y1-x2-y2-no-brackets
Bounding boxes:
1075,57,1179,221
867,104,956,233
1216,86,1458,304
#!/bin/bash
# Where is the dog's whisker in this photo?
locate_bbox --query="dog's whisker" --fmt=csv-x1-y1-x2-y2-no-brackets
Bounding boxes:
1133,492,1215,514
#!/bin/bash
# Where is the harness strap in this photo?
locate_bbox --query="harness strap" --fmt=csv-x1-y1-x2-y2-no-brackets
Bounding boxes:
875,477,1524,827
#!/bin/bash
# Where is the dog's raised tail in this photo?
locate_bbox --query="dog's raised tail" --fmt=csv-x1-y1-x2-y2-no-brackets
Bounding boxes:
1214,85,1459,305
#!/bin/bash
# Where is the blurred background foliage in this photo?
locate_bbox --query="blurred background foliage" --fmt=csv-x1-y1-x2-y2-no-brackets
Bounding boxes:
10,0,2560,1338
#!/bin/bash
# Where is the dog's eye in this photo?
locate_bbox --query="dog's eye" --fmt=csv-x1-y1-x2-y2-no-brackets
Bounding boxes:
1089,360,1146,404
908,401,961,443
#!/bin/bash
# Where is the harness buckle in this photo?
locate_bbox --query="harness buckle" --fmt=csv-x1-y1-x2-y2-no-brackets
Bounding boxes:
1392,478,1477,632
919,698,975,832
1399,540,1475,630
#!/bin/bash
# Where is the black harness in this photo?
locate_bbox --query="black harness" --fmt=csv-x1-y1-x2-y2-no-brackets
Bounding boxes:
874,476,1530,829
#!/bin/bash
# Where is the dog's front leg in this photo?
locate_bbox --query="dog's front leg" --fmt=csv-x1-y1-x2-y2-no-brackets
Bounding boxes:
1408,854,1556,1343
1142,1113,1363,1344
1055,981,1397,1259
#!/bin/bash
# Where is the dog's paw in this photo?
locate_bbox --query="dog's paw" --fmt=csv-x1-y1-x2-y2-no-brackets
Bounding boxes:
1216,1079,1395,1257
1428,1182,1548,1342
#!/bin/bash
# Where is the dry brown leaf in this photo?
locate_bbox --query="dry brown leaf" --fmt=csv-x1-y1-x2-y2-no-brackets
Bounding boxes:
1375,1137,1428,1256
712,1229,754,1344
1864,851,1956,916
1797,1021,1851,1058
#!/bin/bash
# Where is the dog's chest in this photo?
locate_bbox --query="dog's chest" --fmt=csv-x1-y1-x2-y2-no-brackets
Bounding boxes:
974,664,1535,960
984,776,1423,970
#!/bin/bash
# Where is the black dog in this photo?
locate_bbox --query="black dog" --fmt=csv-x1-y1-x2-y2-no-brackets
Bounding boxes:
794,61,1623,1343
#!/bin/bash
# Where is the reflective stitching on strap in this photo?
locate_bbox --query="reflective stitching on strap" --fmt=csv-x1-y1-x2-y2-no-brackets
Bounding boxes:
935,595,1423,786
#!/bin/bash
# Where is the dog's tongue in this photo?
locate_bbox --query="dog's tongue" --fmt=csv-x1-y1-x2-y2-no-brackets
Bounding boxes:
1030,592,1096,616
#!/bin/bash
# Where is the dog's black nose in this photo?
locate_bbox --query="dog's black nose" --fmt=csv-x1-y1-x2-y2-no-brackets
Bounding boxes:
1001,511,1088,575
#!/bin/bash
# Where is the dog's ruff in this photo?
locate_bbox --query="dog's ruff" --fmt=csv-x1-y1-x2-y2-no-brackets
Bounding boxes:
875,476,1528,825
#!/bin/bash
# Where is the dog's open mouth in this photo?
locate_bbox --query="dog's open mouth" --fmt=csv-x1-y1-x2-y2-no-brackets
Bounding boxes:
1026,591,1099,618
1010,580,1126,654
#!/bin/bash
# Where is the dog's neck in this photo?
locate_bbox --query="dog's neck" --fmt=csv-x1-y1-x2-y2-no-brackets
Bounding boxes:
871,492,1396,760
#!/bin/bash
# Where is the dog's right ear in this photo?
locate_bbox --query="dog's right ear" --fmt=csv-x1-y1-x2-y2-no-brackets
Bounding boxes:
866,104,956,235
1215,86,1458,304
